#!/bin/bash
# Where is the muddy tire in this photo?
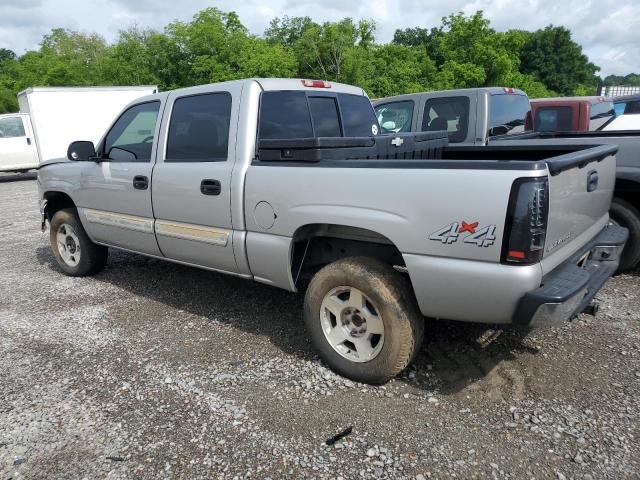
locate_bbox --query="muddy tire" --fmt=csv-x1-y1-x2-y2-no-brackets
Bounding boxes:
610,198,640,272
49,208,108,277
304,257,424,384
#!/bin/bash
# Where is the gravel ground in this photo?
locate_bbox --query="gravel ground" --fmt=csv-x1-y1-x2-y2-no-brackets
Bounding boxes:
0,177,638,479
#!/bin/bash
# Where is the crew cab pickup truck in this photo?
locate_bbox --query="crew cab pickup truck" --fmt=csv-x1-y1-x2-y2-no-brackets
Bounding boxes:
374,87,640,271
39,79,627,384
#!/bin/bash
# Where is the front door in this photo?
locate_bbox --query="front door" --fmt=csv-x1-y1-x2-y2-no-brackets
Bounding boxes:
76,100,163,256
0,115,38,171
151,85,240,273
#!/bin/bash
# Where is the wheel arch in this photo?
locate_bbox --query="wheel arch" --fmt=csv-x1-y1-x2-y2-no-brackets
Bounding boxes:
43,190,77,222
614,178,640,212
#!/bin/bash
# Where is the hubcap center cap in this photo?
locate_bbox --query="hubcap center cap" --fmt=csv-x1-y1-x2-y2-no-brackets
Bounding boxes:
341,307,367,337
66,237,77,253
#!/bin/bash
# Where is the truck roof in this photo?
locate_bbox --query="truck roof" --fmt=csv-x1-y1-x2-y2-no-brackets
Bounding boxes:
530,96,612,105
18,86,159,96
372,87,526,105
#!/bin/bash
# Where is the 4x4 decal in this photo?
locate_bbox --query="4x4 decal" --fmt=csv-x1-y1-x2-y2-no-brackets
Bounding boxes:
429,221,496,247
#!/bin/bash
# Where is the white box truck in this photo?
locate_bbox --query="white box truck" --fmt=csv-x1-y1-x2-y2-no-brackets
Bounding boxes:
0,86,157,172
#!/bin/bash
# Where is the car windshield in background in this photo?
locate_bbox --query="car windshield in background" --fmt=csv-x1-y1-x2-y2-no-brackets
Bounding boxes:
489,94,530,137
259,91,379,139
590,101,615,130
534,106,573,132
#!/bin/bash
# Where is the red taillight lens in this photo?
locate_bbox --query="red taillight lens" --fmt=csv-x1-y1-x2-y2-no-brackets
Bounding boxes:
502,177,549,265
301,79,332,88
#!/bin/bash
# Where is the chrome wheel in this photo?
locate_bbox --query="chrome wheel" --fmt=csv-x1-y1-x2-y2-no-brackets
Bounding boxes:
56,223,81,267
320,286,385,363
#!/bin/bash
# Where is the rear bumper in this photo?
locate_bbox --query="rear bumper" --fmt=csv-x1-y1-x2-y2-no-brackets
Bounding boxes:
513,224,628,327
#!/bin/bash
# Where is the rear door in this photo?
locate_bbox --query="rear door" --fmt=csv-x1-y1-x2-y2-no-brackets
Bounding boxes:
0,115,38,170
151,84,241,273
76,100,162,255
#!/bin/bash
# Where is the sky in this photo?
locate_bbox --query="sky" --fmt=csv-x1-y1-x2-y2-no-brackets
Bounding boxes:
0,0,638,78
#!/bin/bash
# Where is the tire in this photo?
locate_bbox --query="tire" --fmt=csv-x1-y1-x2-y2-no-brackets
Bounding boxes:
49,208,108,276
610,198,640,272
304,257,424,384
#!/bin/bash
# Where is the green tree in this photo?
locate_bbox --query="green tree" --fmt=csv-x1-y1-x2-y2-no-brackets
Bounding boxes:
519,26,599,95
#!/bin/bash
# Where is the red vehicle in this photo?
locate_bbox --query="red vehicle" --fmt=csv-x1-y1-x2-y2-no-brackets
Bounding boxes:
526,96,615,132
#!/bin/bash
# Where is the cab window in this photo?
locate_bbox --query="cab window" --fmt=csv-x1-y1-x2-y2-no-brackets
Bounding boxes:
0,117,25,138
375,101,414,133
104,101,160,162
421,96,469,143
534,106,573,132
488,94,530,137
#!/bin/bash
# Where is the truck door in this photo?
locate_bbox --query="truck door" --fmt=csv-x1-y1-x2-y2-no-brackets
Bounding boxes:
76,100,162,256
151,85,240,273
0,115,38,171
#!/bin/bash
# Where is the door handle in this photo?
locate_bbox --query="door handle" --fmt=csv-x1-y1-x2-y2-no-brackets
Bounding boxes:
200,179,221,196
26,137,31,145
133,175,149,190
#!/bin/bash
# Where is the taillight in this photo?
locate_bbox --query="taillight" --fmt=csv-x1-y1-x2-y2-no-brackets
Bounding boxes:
301,79,331,88
502,177,549,265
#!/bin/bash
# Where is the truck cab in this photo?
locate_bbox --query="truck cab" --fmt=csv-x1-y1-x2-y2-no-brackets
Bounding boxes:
0,113,38,172
527,96,616,132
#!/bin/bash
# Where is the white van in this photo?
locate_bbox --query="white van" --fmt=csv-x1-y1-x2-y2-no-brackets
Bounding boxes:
0,86,157,172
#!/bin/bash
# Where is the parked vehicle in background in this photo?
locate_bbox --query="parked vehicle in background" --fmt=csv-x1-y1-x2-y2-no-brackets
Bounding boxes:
612,94,640,116
0,86,157,172
527,96,615,132
374,88,640,271
604,114,640,131
38,78,626,384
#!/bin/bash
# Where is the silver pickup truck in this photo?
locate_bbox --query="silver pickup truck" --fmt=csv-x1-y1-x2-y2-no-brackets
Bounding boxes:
373,87,640,271
39,79,627,384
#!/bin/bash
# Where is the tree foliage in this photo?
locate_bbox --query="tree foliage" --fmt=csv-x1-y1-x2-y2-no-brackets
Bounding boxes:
0,9,612,113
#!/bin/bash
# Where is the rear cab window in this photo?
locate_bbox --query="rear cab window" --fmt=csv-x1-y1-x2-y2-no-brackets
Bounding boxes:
488,94,530,137
375,101,414,133
534,106,574,132
259,91,379,140
421,96,469,143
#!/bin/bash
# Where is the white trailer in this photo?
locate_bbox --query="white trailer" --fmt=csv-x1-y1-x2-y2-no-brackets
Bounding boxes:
0,86,157,172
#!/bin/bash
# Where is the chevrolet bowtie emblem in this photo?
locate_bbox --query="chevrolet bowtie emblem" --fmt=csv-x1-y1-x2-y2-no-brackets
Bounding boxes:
391,137,404,147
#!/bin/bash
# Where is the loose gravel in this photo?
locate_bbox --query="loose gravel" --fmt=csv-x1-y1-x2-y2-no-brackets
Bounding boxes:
0,177,638,479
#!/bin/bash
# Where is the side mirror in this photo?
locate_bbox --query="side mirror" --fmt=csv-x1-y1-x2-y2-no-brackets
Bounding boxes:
67,141,96,161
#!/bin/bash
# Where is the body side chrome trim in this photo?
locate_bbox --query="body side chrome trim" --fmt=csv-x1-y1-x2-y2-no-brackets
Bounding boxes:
83,208,154,234
155,220,230,247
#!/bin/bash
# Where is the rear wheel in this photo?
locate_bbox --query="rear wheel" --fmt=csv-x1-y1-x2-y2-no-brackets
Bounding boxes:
610,198,640,272
304,257,424,384
49,208,108,276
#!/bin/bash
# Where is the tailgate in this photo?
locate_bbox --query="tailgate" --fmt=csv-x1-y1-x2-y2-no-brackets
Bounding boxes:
544,145,617,262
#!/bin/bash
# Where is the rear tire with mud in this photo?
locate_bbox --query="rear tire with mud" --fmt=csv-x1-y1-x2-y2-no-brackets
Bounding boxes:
610,197,640,272
304,257,424,384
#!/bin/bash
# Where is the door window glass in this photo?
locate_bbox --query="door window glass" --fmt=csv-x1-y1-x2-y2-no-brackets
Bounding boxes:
166,93,232,162
104,101,160,162
422,96,469,143
375,101,414,133
0,117,25,138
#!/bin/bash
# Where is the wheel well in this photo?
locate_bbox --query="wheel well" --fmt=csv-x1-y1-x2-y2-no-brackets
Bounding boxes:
615,180,640,211
43,191,76,221
290,224,405,285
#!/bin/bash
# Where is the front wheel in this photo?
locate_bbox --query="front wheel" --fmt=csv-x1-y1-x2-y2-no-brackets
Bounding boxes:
49,208,108,276
304,257,424,384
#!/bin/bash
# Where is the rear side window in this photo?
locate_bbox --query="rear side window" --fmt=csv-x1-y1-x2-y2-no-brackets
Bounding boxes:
488,94,530,137
534,106,573,132
259,91,313,139
308,97,341,137
166,93,232,162
104,101,160,162
375,101,414,133
339,94,379,136
422,96,469,143
0,117,25,138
